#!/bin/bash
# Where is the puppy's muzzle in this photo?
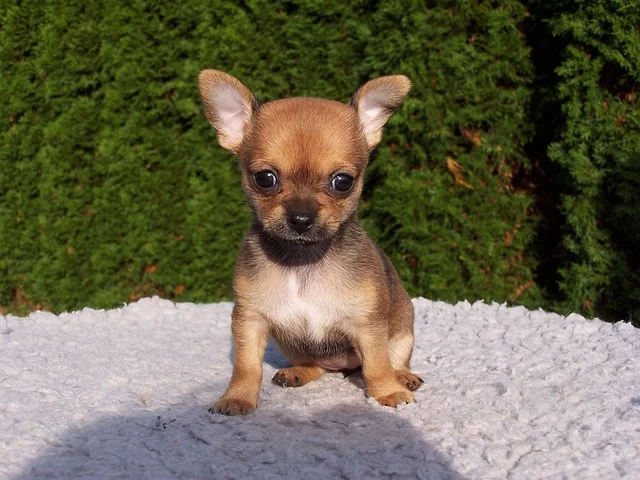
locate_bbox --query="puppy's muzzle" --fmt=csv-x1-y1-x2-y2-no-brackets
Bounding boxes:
287,211,315,234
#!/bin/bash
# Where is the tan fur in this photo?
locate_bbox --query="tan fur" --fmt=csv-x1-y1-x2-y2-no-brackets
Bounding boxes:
200,70,422,415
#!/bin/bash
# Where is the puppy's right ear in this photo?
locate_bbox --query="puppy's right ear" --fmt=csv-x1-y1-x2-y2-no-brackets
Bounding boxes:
198,70,257,153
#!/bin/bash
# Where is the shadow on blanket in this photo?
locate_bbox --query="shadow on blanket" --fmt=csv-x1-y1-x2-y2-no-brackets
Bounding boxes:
15,399,464,479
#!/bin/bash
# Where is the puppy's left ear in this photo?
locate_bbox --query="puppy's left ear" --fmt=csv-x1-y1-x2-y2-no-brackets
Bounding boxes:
351,75,411,148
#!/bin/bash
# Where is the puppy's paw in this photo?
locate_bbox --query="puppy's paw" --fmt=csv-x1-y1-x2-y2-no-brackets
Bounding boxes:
209,398,256,416
396,371,424,392
374,390,415,408
272,366,323,388
272,370,302,387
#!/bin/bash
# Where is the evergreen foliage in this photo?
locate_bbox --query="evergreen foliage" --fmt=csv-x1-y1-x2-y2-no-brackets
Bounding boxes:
0,0,638,322
526,0,640,321
360,1,539,307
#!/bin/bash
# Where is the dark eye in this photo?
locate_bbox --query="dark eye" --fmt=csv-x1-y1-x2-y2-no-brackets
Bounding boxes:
330,174,354,193
253,171,278,189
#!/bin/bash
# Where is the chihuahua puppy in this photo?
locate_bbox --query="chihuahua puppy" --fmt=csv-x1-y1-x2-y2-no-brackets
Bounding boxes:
198,70,423,415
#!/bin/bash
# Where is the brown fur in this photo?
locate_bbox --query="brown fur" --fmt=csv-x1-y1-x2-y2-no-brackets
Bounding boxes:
199,70,422,415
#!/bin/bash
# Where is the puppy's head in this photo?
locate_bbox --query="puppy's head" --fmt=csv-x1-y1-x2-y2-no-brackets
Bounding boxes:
198,70,410,245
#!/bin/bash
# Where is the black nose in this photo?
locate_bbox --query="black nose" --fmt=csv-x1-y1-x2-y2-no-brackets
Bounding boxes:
287,211,315,234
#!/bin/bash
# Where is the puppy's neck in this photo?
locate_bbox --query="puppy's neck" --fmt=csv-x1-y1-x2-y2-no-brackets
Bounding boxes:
252,215,358,267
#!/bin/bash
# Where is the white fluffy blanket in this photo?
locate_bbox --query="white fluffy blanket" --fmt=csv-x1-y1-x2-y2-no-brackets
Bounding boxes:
1,298,639,479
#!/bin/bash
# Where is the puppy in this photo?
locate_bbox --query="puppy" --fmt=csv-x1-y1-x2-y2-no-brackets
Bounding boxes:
198,70,423,415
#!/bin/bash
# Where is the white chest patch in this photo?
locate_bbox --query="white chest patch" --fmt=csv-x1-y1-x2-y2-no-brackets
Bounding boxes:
256,266,358,342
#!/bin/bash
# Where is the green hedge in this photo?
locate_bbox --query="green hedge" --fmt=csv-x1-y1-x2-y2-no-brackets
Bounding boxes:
360,1,539,307
0,0,638,322
526,0,640,322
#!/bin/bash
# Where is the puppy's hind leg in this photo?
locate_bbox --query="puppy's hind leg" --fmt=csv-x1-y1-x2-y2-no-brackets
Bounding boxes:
389,333,424,392
272,345,325,388
272,365,325,387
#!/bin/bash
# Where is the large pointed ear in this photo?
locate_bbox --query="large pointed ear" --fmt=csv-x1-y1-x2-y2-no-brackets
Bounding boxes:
198,69,257,153
351,75,411,148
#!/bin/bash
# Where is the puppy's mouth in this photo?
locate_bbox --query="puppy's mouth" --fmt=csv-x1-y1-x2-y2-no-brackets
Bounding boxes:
251,219,332,246
256,227,334,266
270,230,329,246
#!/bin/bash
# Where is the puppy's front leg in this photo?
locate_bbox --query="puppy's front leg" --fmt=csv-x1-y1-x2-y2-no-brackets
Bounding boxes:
211,305,269,415
356,324,415,408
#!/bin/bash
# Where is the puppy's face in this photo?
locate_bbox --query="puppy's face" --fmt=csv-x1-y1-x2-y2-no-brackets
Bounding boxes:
198,71,410,244
238,98,368,244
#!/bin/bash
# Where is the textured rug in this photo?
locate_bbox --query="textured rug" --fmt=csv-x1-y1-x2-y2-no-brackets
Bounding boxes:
1,297,639,479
